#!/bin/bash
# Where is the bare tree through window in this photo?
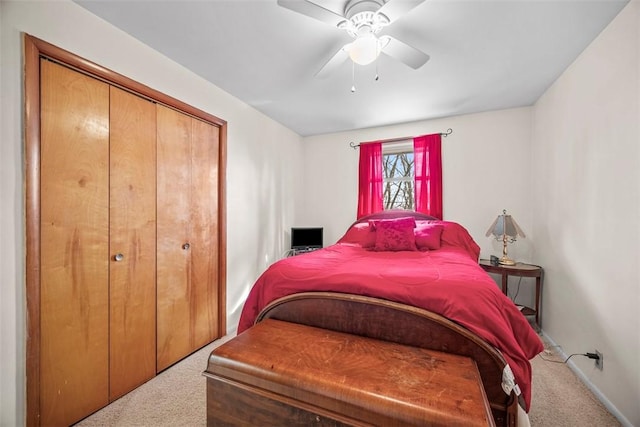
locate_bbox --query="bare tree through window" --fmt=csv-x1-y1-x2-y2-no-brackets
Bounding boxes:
383,151,414,210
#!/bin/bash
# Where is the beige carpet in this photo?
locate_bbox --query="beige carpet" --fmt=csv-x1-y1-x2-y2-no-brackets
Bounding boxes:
76,335,234,427
77,333,620,427
529,345,620,426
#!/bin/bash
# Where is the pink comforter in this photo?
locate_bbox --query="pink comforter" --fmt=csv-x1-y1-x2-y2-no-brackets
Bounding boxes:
238,222,543,410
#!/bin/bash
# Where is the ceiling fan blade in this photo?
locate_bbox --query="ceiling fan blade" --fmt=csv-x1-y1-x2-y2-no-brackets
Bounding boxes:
277,0,346,27
380,36,429,69
315,45,350,78
376,0,426,23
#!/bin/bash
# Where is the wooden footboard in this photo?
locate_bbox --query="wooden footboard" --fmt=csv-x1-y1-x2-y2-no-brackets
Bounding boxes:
256,292,519,427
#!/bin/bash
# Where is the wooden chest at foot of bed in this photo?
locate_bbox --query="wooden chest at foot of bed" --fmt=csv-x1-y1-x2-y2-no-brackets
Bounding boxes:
204,319,496,426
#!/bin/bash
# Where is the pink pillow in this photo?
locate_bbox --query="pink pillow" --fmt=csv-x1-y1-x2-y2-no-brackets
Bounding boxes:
414,223,444,250
371,217,418,252
337,223,377,248
369,216,416,231
338,223,368,243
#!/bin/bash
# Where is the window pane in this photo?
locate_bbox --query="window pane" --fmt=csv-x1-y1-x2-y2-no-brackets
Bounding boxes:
383,152,414,210
383,152,414,179
384,181,414,210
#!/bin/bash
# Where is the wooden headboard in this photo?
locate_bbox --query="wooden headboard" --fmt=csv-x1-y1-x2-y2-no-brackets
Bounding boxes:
352,210,438,227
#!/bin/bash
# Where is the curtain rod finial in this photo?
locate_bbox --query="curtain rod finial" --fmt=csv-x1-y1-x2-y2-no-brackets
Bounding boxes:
350,141,359,149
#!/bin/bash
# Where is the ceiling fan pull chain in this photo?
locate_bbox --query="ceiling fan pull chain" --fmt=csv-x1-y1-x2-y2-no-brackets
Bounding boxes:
375,58,379,81
351,61,356,93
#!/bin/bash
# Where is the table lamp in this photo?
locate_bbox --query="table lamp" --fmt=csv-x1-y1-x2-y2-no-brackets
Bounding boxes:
485,209,525,266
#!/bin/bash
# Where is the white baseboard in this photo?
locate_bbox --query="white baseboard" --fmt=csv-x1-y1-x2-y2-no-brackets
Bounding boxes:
540,330,632,427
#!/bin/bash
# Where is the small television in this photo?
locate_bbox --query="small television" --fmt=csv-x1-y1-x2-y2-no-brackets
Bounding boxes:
291,227,323,251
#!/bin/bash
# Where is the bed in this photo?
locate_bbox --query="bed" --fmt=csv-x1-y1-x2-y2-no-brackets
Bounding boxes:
236,210,544,426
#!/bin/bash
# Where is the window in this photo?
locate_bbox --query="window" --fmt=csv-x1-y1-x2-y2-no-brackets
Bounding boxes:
382,142,414,210
357,134,442,219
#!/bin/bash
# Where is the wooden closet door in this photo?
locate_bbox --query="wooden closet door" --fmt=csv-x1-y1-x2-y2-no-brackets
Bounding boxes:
109,86,157,399
189,118,220,348
157,105,192,371
40,60,110,426
156,106,220,371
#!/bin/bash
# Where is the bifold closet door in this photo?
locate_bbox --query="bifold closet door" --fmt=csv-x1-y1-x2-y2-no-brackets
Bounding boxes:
40,59,110,426
190,118,220,347
40,61,158,425
156,105,220,371
108,86,157,400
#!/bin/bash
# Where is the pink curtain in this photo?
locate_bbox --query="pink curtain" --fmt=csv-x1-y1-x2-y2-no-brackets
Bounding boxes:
414,134,443,219
357,142,383,219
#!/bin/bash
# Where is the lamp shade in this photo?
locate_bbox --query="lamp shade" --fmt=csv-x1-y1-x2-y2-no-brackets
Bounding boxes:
485,210,525,240
348,33,380,65
486,209,525,265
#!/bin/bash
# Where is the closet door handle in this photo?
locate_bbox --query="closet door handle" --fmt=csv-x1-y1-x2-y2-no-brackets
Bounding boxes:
114,253,124,262
182,243,190,250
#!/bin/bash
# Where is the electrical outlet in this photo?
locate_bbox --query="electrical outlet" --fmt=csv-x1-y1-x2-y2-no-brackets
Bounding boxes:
595,350,603,370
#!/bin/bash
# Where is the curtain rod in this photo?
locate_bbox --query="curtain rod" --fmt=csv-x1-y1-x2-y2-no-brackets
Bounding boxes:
349,128,453,149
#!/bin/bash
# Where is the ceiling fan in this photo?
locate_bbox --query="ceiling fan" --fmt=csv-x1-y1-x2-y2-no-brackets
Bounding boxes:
277,0,430,78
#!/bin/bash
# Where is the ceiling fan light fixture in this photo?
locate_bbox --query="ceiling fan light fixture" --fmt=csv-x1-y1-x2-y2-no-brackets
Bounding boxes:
349,33,380,65
277,0,429,76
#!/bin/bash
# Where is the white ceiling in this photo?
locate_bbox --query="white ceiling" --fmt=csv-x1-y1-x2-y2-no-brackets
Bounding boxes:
75,0,628,136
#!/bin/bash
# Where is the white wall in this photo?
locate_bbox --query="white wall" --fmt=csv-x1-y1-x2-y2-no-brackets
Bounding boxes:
0,1,303,425
301,107,535,281
531,1,639,425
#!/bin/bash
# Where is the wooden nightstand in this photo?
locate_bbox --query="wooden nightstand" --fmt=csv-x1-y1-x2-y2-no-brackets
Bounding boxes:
479,259,543,328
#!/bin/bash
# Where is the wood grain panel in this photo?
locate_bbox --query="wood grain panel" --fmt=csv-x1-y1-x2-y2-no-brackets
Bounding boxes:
156,105,192,371
109,86,157,399
190,119,219,349
207,379,350,426
40,60,110,426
